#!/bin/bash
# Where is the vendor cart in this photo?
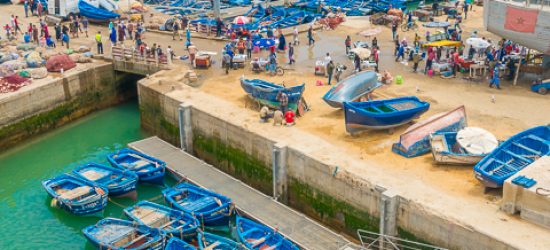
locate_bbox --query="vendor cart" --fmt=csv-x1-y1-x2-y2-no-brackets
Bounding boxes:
315,60,326,76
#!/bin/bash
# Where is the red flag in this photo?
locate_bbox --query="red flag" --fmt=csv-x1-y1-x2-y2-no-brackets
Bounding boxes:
504,6,539,33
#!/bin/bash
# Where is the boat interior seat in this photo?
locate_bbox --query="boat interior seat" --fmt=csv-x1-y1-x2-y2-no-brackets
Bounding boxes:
180,196,219,211
204,241,221,250
120,233,150,248
511,142,541,155
81,169,109,181
58,186,93,200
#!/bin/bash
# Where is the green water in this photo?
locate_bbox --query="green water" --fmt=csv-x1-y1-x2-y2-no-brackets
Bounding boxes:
0,102,175,250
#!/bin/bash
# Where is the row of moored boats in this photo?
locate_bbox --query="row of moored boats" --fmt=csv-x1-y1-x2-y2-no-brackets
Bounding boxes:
42,148,300,249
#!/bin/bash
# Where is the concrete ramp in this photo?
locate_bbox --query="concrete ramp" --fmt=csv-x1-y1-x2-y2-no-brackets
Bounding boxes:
128,136,360,250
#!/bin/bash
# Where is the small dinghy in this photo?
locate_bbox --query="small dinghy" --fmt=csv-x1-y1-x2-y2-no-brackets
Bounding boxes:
323,71,382,108
82,218,164,250
42,174,108,215
430,127,498,165
72,163,138,198
198,231,244,250
392,106,467,158
163,183,233,227
166,237,196,250
474,125,550,188
240,78,305,112
343,96,429,133
124,201,199,240
236,215,299,250
107,148,166,185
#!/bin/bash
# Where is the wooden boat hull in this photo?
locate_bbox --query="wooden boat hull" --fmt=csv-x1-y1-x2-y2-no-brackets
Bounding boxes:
240,78,305,112
392,106,467,158
163,183,233,227
323,71,382,108
82,218,164,250
42,174,108,216
107,148,166,185
72,163,138,197
124,201,199,240
343,96,429,133
474,125,550,188
430,131,490,165
236,216,299,250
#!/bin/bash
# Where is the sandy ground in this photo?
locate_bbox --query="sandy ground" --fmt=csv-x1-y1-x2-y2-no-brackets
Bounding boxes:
3,2,550,247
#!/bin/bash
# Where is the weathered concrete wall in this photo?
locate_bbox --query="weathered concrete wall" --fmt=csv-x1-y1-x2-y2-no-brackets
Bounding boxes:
0,62,140,150
137,79,528,249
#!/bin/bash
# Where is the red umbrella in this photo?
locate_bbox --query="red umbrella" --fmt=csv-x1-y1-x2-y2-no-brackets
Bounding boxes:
233,16,250,25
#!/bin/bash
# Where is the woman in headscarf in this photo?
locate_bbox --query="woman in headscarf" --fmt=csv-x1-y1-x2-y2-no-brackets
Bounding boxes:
110,27,117,46
278,32,286,52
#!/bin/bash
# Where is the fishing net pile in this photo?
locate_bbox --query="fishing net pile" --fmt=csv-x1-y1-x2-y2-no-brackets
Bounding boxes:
0,60,27,77
25,51,45,68
0,74,32,93
69,53,92,63
46,54,76,72
16,43,37,52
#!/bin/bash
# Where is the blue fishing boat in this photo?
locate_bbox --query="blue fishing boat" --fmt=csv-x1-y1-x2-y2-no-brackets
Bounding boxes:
198,231,244,250
124,201,199,240
82,218,165,250
430,127,498,165
236,216,299,250
78,0,120,22
163,183,233,227
107,148,166,185
42,174,108,216
245,4,266,19
392,106,467,158
474,125,550,188
323,71,382,108
343,96,430,133
531,79,549,95
166,237,196,250
240,78,305,112
72,163,138,197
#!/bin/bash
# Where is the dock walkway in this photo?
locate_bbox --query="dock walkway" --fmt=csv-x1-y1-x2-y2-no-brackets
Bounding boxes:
129,136,360,250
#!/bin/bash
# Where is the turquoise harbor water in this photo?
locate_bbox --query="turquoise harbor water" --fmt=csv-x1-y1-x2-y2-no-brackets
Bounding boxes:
0,102,170,249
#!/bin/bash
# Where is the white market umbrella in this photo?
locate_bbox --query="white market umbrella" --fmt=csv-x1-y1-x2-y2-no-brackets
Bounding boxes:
466,38,491,49
457,127,498,155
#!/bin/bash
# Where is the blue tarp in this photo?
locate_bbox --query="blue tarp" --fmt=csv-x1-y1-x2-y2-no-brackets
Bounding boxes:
78,0,119,21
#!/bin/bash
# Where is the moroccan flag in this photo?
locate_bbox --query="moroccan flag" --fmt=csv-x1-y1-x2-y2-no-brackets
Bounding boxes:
504,6,539,33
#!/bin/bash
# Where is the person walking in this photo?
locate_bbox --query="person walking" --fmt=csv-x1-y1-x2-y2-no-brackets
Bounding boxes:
489,62,501,89
82,16,89,38
185,27,191,48
412,51,422,72
293,26,299,45
354,53,361,72
345,35,351,55
172,19,179,40
373,46,379,72
391,21,397,40
288,43,295,64
246,39,252,59
237,38,245,54
372,37,378,48
37,1,43,17
24,0,29,18
110,27,117,46
223,52,232,74
62,32,69,48
216,18,223,37
32,24,38,45
96,31,103,54
463,2,469,19
425,48,435,74
307,25,315,46
326,60,335,85
395,45,405,62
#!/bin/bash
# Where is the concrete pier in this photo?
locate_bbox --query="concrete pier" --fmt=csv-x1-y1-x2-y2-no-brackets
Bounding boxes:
129,136,359,250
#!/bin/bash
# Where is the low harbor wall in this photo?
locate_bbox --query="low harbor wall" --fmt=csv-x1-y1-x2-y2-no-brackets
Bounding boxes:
0,62,140,151
138,77,519,249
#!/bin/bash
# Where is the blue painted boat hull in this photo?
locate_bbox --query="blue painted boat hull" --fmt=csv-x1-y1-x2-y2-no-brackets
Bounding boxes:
166,237,196,250
240,78,305,112
42,174,108,216
163,183,233,227
107,148,166,185
83,218,165,250
236,216,299,250
198,231,243,250
72,163,138,197
343,96,430,133
531,80,549,94
124,201,199,240
323,71,382,108
474,125,550,188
